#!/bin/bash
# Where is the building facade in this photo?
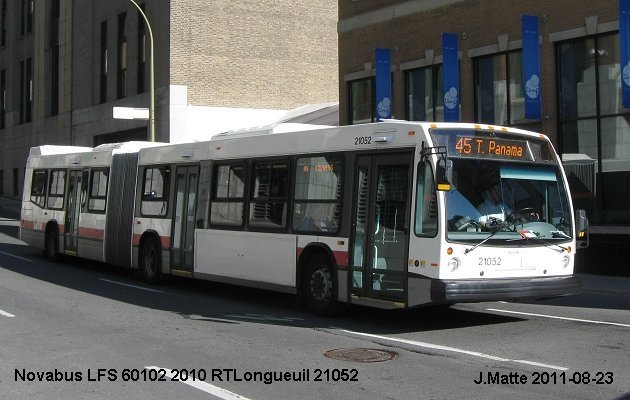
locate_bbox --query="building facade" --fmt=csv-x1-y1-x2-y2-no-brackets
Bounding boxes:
0,0,338,197
339,0,629,275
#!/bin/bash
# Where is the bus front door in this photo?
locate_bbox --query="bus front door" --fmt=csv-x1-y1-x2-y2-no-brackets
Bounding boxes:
64,170,86,254
170,165,198,275
350,153,411,302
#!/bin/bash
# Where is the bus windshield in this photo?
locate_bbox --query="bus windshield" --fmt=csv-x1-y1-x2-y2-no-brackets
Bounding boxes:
443,158,573,245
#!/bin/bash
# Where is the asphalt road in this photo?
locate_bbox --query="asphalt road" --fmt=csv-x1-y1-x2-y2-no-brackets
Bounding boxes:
1,212,629,400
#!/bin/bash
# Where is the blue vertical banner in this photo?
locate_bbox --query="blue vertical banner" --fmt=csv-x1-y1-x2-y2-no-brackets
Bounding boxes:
442,33,459,122
375,48,392,120
522,15,542,120
620,0,630,108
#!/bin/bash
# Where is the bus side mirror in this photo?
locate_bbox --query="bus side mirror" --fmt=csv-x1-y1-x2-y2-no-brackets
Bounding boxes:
435,158,452,191
575,209,589,249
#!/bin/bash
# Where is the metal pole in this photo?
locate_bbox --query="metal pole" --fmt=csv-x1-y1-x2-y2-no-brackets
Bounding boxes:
128,0,155,142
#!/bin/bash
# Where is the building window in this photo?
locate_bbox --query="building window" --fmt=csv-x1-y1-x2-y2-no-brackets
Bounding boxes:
19,58,33,124
100,21,108,104
13,168,19,197
137,4,146,94
406,64,444,122
557,32,630,224
348,77,374,124
474,51,540,131
117,12,127,99
50,0,60,115
0,69,5,129
20,0,33,35
1,0,7,46
0,170,4,195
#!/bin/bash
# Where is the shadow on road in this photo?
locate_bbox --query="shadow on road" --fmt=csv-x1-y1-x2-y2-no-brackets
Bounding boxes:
0,239,528,335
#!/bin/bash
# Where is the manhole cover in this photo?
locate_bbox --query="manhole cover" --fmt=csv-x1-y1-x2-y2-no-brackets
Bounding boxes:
324,348,397,363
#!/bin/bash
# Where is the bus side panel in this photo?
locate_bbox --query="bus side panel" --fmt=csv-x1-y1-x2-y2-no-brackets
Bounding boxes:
77,212,107,262
195,230,296,288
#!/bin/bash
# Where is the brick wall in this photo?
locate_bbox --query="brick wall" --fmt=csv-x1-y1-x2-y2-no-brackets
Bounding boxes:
338,0,618,144
170,0,338,109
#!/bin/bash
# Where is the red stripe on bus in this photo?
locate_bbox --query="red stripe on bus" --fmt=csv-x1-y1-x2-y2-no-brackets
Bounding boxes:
77,227,105,240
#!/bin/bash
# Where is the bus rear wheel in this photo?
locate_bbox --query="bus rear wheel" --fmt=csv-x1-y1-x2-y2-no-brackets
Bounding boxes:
303,255,339,315
140,236,161,284
44,228,60,262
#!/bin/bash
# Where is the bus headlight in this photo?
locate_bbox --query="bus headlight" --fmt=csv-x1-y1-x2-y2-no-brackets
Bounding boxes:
562,255,570,268
448,257,461,271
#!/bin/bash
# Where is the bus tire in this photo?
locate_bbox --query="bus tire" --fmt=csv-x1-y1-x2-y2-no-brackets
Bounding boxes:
303,255,339,316
44,227,60,262
140,236,161,284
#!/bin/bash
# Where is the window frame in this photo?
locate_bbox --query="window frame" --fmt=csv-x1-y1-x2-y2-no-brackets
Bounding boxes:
30,169,48,208
87,168,109,213
209,162,248,229
47,169,67,210
291,153,344,235
414,160,439,238
348,77,375,125
405,63,444,122
248,158,291,231
140,165,170,218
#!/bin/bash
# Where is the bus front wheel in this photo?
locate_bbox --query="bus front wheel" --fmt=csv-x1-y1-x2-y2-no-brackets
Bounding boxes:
303,255,338,315
140,236,161,284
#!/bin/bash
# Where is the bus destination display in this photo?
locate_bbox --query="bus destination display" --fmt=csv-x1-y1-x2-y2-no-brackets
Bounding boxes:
453,136,531,160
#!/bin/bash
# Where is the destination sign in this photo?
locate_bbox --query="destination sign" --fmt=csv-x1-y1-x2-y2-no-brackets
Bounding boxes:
453,136,532,160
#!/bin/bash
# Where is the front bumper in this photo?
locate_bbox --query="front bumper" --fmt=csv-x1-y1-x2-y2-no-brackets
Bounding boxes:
431,275,580,303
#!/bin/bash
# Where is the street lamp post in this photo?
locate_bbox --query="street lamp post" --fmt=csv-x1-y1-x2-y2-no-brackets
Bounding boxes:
128,0,155,142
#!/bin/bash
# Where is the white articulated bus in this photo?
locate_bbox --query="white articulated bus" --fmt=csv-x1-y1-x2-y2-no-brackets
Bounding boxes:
21,142,165,265
21,122,588,313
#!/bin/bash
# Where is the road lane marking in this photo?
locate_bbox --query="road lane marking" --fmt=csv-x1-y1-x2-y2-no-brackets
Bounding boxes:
487,308,630,328
0,250,33,263
340,329,568,371
145,366,252,400
99,278,165,293
0,309,15,318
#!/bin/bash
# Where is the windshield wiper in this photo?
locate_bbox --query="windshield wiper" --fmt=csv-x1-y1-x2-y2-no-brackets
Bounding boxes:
464,222,512,255
507,230,569,253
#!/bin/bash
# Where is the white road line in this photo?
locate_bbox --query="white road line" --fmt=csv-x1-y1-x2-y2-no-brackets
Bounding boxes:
99,278,165,293
0,309,15,318
0,250,33,263
341,329,568,371
145,366,252,400
487,308,630,328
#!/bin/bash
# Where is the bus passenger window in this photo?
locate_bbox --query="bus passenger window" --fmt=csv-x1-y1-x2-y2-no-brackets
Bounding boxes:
210,164,245,226
30,170,47,208
250,161,288,229
415,162,438,236
141,167,169,217
293,156,342,233
88,168,109,212
47,169,66,210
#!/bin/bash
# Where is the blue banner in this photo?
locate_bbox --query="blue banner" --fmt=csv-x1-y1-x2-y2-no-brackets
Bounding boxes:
522,15,541,120
621,0,630,108
375,48,392,120
442,33,459,122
